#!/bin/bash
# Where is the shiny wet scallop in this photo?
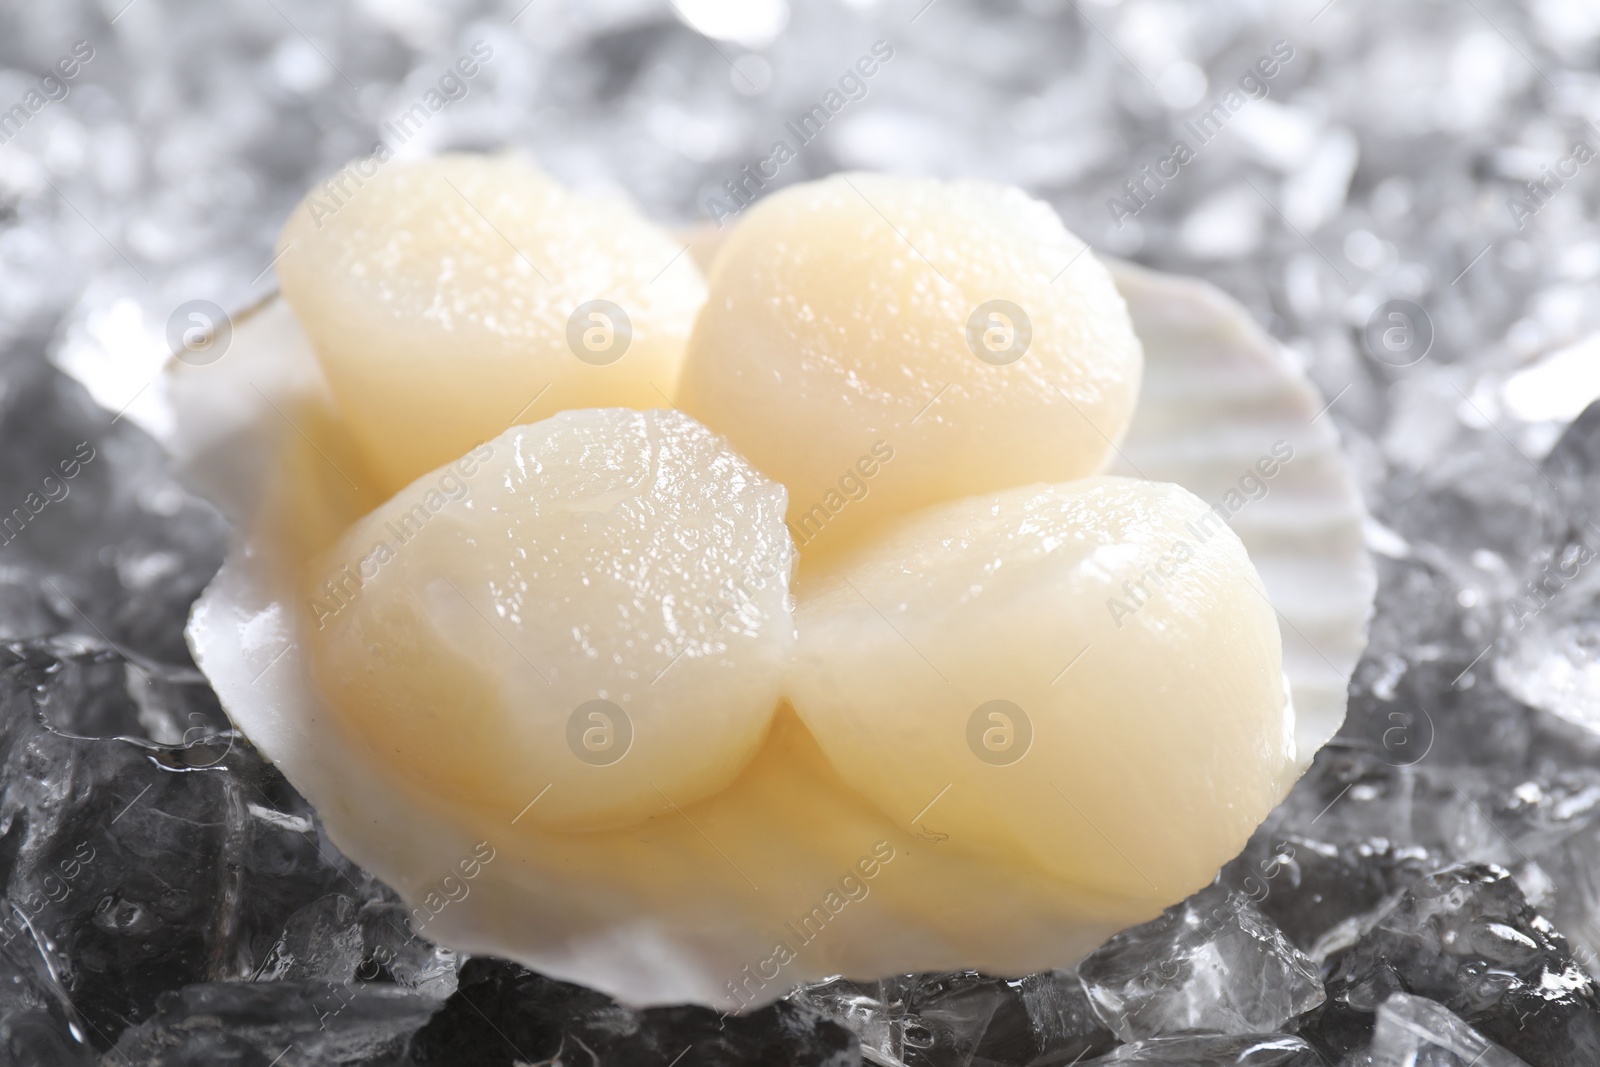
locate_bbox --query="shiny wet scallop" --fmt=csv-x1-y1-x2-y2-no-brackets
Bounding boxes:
788,476,1291,902
276,154,707,495
303,408,796,831
677,173,1143,560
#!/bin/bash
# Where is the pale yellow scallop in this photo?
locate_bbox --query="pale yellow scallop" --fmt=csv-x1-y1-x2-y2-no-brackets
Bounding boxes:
303,408,795,831
677,173,1143,561
789,476,1292,903
276,153,706,495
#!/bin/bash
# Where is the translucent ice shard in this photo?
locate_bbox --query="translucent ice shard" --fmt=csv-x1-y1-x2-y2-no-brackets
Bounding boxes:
1496,400,1600,732
1370,992,1530,1067
1076,885,1323,1042
788,971,1117,1067
0,644,441,1057
108,982,442,1065
1079,1033,1321,1066
1309,864,1600,1066
406,959,860,1066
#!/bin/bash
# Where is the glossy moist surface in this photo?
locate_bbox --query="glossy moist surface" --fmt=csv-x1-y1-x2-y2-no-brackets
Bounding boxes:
790,476,1290,903
244,170,1301,1011
276,154,706,495
304,408,795,831
678,172,1143,561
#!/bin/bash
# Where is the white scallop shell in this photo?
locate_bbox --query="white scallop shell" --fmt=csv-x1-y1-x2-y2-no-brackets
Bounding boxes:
60,258,1372,1010
1104,259,1373,768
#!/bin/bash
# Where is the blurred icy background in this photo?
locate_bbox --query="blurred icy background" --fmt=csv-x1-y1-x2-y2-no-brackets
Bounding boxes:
4,0,1600,1063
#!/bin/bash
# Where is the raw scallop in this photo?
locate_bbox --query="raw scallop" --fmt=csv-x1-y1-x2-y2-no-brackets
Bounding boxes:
790,476,1291,903
276,154,706,494
677,173,1142,559
304,407,795,831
